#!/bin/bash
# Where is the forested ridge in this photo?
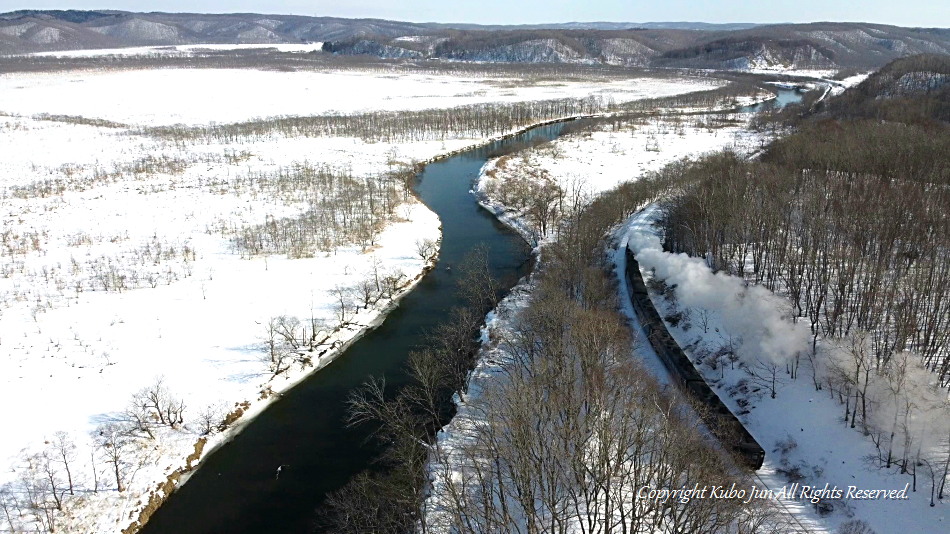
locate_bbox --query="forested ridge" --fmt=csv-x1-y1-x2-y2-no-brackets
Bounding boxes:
661,54,950,493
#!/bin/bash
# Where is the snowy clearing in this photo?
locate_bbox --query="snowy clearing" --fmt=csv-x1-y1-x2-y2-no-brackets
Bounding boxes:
475,111,765,247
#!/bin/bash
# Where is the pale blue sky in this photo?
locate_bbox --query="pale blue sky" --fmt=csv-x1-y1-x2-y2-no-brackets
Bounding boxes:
1,1,947,28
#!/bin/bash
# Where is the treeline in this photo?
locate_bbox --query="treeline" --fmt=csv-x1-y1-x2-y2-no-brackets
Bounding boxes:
821,53,950,123
763,120,950,184
615,79,766,113
0,47,390,74
143,97,612,144
0,47,684,83
662,150,950,499
141,76,769,145
663,136,949,382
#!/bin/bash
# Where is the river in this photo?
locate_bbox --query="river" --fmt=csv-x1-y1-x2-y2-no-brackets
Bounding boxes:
737,87,806,113
139,123,566,534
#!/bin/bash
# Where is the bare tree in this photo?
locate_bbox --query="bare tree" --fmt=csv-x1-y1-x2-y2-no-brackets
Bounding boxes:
50,431,76,497
261,317,294,376
0,484,19,534
332,285,356,325
415,238,438,262
126,377,186,436
93,422,132,492
197,403,225,435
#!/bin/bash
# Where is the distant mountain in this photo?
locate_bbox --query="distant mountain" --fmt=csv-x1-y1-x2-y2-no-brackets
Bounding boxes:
325,29,700,67
2,10,948,74
629,22,762,31
428,21,761,31
0,12,761,54
0,10,434,53
656,23,950,70
328,23,950,72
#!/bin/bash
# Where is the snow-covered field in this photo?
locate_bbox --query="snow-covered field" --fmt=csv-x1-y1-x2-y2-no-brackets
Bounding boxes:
0,102,448,534
0,64,719,532
0,68,721,126
26,43,326,58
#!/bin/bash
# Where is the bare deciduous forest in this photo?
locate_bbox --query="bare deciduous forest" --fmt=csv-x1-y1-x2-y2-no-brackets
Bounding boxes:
322,129,793,533
662,55,950,501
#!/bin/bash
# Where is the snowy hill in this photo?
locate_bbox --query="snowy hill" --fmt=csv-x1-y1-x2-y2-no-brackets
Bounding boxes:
3,11,949,73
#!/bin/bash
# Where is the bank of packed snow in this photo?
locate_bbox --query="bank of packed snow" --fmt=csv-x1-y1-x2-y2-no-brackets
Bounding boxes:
616,207,947,534
0,65,719,532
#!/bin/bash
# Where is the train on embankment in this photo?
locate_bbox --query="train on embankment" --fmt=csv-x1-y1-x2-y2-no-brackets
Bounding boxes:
624,247,766,471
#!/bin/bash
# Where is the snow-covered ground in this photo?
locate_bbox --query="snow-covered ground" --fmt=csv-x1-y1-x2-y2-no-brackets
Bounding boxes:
0,111,447,534
25,43,326,58
0,64,720,532
829,72,872,96
0,68,721,126
617,208,948,534
475,111,765,246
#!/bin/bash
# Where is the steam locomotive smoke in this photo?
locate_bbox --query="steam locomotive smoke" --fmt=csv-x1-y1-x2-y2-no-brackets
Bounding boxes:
629,233,810,365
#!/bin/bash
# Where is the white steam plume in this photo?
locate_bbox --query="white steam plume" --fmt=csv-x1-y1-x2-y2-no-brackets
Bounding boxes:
630,232,810,366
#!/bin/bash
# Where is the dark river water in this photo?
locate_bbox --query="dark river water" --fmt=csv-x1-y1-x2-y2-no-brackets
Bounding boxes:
139,123,566,534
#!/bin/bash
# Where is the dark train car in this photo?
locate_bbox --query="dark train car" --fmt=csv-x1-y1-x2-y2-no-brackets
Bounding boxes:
625,247,766,470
